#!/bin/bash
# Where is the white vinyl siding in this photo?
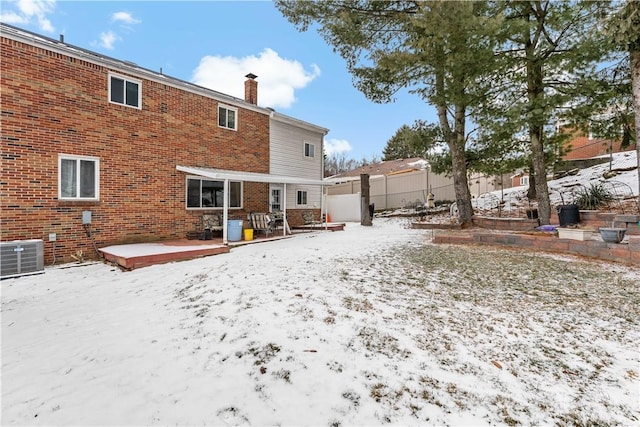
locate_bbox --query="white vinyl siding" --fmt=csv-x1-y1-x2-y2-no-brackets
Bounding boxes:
270,121,324,209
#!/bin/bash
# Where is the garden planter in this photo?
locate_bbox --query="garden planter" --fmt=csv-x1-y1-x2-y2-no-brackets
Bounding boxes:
599,227,626,243
557,227,594,241
557,204,580,226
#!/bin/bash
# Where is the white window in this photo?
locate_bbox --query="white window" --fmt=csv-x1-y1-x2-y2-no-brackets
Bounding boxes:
58,154,100,200
304,142,315,158
186,178,242,209
520,176,529,186
218,105,237,130
109,73,141,108
296,190,308,206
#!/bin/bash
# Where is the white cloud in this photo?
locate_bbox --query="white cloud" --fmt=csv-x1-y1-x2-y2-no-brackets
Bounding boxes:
99,31,119,50
111,11,140,25
324,138,352,156
0,0,56,32
0,11,28,24
90,11,139,51
191,48,320,109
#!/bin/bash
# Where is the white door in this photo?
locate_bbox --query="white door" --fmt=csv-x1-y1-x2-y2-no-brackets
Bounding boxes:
270,185,283,212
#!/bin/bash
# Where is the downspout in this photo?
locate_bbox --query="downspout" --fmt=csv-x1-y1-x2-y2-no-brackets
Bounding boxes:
426,167,430,201
282,183,287,236
222,179,229,244
324,185,328,230
320,147,326,227
384,174,388,210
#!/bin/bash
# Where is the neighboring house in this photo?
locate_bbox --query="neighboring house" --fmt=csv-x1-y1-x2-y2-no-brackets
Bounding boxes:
326,157,456,210
561,127,635,161
510,172,529,188
0,23,328,264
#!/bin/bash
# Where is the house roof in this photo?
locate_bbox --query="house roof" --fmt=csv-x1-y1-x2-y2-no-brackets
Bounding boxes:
1,22,330,141
269,110,329,135
0,23,266,115
326,157,430,180
177,166,334,186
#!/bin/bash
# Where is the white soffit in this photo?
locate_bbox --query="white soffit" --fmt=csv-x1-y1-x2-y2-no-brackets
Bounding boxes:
176,166,333,186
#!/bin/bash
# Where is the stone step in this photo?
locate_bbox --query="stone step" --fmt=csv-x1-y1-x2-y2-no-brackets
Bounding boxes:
614,214,640,223
611,214,640,235
609,221,640,235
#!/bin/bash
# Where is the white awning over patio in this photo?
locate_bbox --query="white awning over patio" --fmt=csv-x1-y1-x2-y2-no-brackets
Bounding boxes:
176,165,333,186
176,165,332,243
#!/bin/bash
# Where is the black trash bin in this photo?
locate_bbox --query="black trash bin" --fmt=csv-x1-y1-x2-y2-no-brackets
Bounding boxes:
557,204,580,226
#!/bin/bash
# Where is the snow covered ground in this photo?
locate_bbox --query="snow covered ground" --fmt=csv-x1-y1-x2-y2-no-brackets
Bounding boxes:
2,218,639,426
473,150,639,213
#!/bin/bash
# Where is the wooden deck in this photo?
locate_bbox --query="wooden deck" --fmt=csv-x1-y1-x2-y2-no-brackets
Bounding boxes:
99,239,230,270
291,222,345,232
98,225,346,270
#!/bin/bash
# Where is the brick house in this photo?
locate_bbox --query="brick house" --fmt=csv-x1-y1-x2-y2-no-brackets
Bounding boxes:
510,172,529,188
1,23,329,264
562,128,635,161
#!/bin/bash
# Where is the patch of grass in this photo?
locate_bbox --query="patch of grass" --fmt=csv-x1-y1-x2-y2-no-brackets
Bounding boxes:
370,383,387,402
341,390,360,407
248,342,281,365
343,296,373,313
272,369,291,383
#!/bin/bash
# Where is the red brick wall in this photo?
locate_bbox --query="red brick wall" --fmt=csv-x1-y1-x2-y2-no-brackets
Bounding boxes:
562,132,635,161
1,36,270,263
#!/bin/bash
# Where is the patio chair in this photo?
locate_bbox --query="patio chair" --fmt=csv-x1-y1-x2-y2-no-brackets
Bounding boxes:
200,213,223,240
303,211,321,225
249,212,274,237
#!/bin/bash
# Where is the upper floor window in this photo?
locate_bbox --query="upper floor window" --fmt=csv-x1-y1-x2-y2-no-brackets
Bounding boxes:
304,142,315,158
187,178,242,209
58,154,100,200
218,105,237,130
109,73,141,108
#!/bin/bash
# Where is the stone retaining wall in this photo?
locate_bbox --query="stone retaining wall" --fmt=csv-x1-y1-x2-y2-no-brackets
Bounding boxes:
433,231,640,265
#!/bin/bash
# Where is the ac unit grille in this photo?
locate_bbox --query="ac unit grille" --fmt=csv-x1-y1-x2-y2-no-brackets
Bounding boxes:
1,240,45,279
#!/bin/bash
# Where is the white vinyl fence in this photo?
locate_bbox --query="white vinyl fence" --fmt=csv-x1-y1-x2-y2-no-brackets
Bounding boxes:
327,169,456,211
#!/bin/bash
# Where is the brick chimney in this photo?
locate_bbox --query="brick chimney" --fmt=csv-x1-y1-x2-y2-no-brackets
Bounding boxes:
244,73,258,105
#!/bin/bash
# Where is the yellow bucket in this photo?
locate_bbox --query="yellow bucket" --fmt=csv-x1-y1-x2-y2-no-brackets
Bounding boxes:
243,228,254,241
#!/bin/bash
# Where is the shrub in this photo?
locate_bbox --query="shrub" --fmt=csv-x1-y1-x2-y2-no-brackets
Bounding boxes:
575,182,614,210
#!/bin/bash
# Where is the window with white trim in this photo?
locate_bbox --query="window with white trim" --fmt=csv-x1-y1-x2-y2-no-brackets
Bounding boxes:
296,190,308,206
218,105,237,130
58,155,100,200
186,178,242,209
304,142,315,158
520,175,529,186
109,73,141,108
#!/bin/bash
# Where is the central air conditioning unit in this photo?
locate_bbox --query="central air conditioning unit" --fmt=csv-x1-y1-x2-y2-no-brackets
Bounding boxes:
0,239,45,279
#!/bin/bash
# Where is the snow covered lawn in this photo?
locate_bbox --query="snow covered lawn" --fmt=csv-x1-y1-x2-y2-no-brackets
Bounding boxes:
2,218,639,425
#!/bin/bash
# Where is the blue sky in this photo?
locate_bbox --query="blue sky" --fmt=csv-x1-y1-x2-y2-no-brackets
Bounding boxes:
1,0,438,161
